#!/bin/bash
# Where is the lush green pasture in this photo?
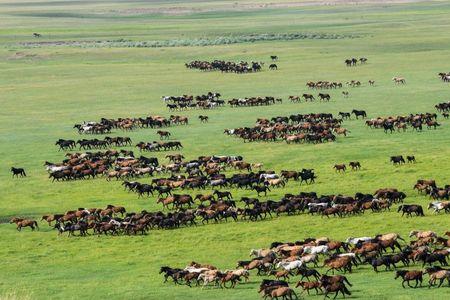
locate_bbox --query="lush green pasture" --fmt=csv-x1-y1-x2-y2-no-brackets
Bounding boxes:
1,0,450,299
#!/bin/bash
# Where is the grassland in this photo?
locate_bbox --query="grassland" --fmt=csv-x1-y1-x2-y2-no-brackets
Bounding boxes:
1,0,450,299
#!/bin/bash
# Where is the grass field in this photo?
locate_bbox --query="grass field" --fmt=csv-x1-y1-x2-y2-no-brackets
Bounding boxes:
1,0,450,299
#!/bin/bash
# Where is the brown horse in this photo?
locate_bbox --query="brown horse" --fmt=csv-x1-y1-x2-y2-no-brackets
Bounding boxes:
10,217,39,231
395,270,423,288
41,214,64,226
334,164,346,172
295,281,321,295
157,130,171,140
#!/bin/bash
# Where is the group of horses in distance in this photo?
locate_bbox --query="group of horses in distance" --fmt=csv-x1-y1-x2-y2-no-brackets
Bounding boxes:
288,93,332,103
163,92,224,110
224,113,352,144
438,72,450,82
344,57,368,66
74,115,188,134
44,150,161,181
55,136,133,150
185,60,264,73
228,96,282,107
365,113,441,133
17,186,410,238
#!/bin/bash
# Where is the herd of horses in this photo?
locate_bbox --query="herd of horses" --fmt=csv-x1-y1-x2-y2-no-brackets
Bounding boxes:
435,101,450,114
306,81,343,89
163,92,224,110
55,136,132,150
344,57,368,66
438,72,450,82
228,96,283,107
73,115,188,134
160,230,450,298
44,150,160,181
365,113,441,132
288,93,332,103
185,60,264,73
225,113,352,144
12,184,422,236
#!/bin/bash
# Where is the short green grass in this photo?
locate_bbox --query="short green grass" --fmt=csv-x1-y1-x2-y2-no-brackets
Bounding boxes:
1,0,450,299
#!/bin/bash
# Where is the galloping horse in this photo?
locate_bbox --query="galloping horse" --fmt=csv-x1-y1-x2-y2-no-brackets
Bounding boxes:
11,167,26,177
10,217,39,231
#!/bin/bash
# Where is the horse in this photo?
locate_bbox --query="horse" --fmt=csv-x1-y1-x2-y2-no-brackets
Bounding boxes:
198,115,209,123
428,201,450,214
351,109,367,119
157,131,171,140
392,77,406,84
395,270,423,288
33,32,41,38
407,156,416,163
409,230,436,239
269,287,297,300
11,167,26,177
254,185,271,197
276,260,303,271
295,281,321,295
302,94,315,101
269,64,278,70
334,164,346,172
390,155,405,165
322,282,351,299
349,161,361,170
397,204,424,217
10,218,39,231
270,55,278,61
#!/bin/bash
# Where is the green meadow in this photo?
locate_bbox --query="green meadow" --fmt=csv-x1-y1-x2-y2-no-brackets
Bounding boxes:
1,0,450,299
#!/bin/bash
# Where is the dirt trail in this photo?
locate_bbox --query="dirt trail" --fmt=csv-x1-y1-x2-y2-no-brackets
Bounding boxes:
109,0,431,16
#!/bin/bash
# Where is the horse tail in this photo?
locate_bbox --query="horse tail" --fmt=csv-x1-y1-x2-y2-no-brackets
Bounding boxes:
418,206,425,216
397,235,405,242
343,276,352,286
343,285,352,295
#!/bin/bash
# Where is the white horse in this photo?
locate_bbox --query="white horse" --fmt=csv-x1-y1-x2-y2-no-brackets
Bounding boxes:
303,245,328,255
184,266,209,273
428,201,450,213
259,173,279,181
45,165,69,173
346,236,372,245
276,260,303,271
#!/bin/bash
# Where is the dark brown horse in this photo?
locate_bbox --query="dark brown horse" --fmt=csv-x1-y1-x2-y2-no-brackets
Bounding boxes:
395,270,423,288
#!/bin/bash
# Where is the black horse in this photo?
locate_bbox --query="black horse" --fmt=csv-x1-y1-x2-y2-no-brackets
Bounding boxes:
351,109,367,119
397,204,424,217
11,167,26,177
390,155,405,165
253,185,270,197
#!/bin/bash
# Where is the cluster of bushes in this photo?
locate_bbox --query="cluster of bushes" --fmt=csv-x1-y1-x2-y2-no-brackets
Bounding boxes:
22,32,359,48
